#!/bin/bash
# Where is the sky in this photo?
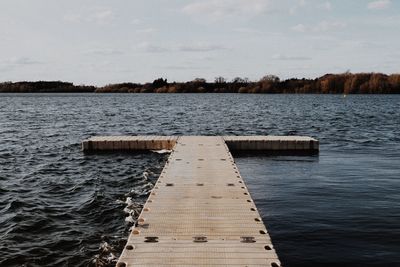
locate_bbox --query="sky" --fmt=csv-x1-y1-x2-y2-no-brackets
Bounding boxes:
0,0,399,85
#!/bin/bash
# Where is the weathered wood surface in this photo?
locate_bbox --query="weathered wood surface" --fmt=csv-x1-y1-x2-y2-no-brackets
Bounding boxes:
116,136,282,267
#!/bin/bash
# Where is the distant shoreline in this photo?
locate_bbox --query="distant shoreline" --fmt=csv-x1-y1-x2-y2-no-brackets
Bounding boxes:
1,72,399,94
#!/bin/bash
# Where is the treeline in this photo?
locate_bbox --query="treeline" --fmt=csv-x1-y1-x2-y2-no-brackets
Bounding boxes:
0,81,96,93
1,73,400,93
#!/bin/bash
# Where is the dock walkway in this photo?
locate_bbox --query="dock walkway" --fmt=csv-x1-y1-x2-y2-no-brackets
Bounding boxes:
81,135,319,267
118,136,280,267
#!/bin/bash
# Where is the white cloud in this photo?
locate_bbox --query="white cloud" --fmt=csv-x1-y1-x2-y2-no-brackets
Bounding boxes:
291,23,306,32
291,20,346,33
90,8,114,24
136,42,170,53
64,7,114,25
320,1,332,10
289,0,306,15
135,28,158,34
290,0,330,14
313,20,346,32
179,43,227,52
135,42,227,53
130,18,142,25
162,64,205,70
83,48,124,56
233,27,263,34
367,0,391,10
63,14,81,23
0,57,42,72
9,57,41,65
272,54,312,61
182,0,270,22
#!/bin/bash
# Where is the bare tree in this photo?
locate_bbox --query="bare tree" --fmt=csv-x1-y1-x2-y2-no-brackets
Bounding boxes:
232,77,247,84
214,76,226,83
259,75,280,83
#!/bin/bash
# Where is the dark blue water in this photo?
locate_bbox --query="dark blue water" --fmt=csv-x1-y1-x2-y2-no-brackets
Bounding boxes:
0,94,399,267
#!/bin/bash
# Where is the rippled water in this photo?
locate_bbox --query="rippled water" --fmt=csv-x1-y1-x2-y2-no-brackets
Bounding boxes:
0,94,399,267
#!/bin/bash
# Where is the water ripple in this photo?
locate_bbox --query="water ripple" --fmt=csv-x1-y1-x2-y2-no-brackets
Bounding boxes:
0,94,399,266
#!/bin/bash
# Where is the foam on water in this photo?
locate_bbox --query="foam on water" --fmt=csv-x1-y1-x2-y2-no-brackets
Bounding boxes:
151,149,171,154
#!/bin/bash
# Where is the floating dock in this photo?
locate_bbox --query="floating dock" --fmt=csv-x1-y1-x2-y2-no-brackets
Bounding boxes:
82,135,319,153
82,136,319,267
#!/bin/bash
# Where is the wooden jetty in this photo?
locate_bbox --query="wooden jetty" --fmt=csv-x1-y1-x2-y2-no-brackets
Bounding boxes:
82,136,319,267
